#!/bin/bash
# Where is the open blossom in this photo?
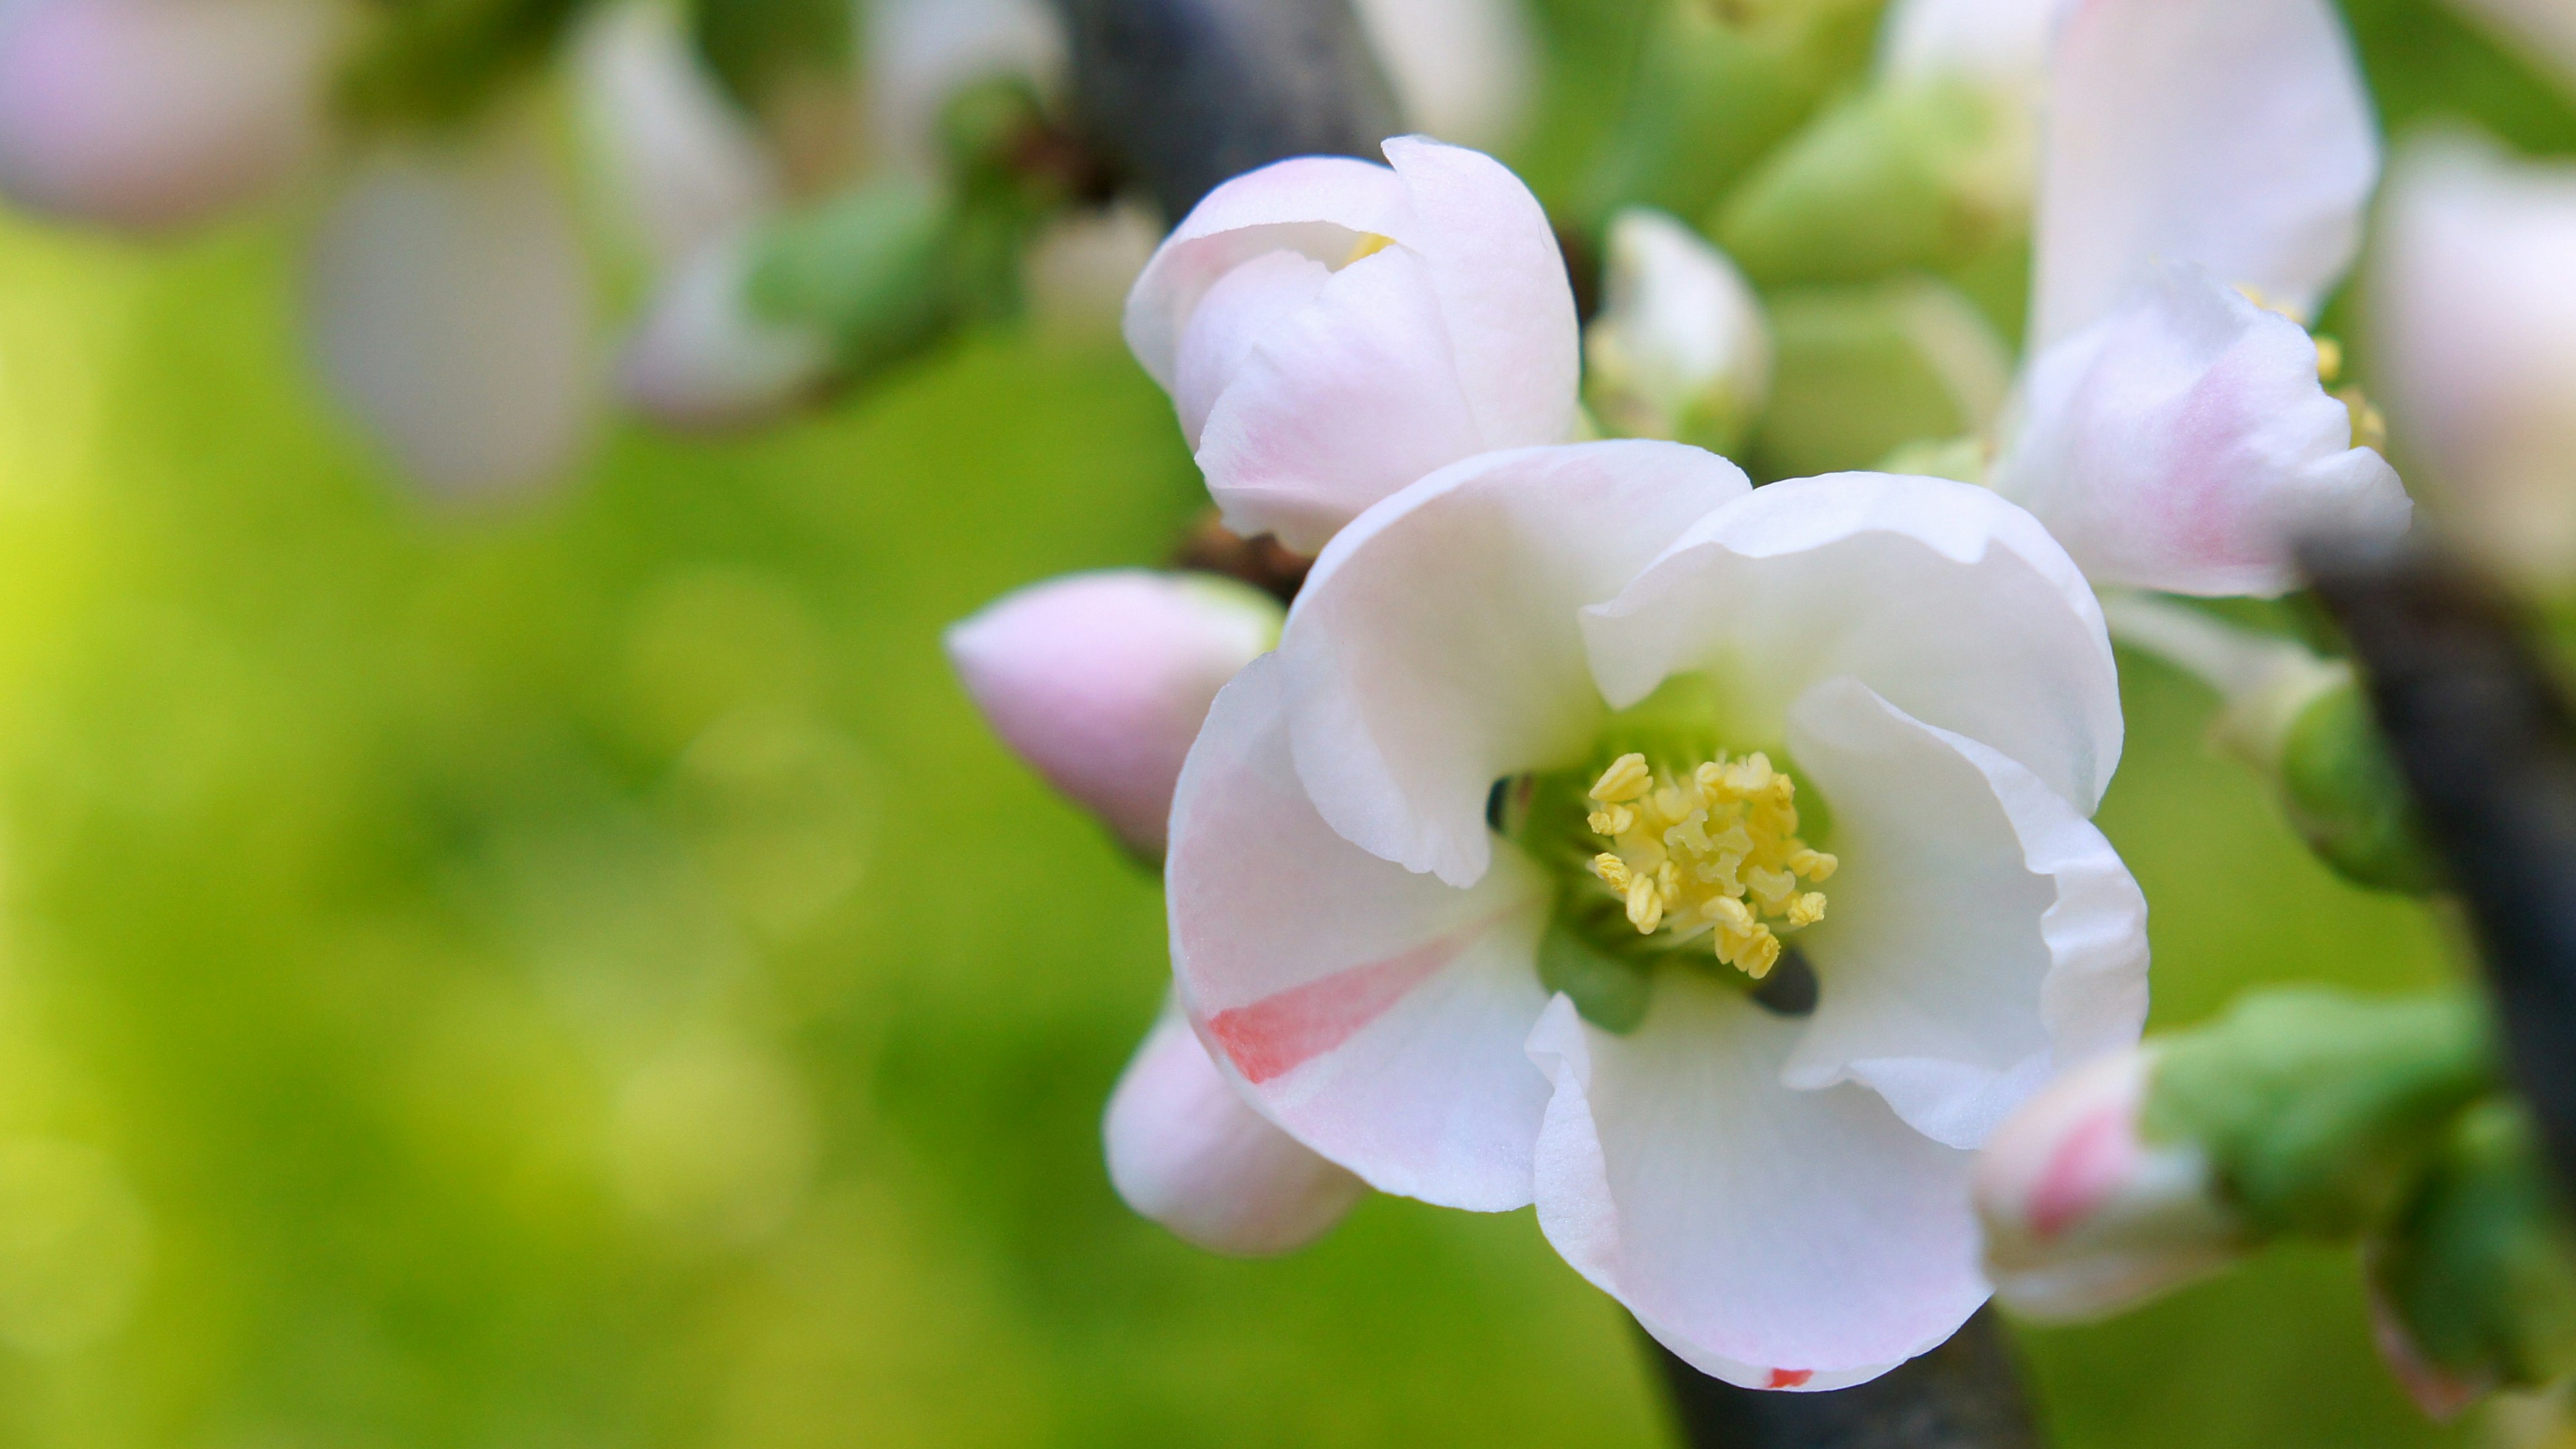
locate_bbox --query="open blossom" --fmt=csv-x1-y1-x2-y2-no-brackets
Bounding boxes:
1166,439,2148,1386
1982,0,2410,597
2370,134,2576,590
1123,136,1580,554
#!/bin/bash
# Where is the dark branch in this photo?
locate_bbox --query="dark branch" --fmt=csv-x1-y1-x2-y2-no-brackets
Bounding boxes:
1048,0,1401,219
2306,541,2576,1191
1648,1309,2045,1449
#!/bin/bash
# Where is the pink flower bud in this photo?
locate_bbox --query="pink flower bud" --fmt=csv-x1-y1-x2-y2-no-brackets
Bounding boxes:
0,0,337,231
1974,1049,2246,1321
617,236,833,431
947,571,1281,856
1104,1008,1364,1256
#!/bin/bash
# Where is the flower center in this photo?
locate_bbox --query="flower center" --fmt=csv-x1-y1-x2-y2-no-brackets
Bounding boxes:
1580,751,1835,981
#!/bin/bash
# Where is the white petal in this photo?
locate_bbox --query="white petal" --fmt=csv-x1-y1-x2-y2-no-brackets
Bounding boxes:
2031,0,2377,348
572,0,779,273
1780,677,2148,1148
307,124,596,498
1583,207,1772,448
1878,0,2070,93
618,233,834,431
0,0,335,231
946,570,1279,857
1105,1006,1366,1256
864,0,1065,178
1171,250,1333,447
1124,156,1414,391
2371,134,2576,590
1279,441,1751,888
1527,984,1988,1391
1581,472,2121,814
1350,0,1537,151
1194,246,1489,551
1994,264,2410,597
1168,655,1556,1212
1377,135,1578,455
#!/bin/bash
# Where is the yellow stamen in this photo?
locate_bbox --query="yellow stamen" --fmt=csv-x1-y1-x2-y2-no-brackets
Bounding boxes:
2339,386,2388,453
1585,750,1833,981
1342,233,1396,267
2313,335,2345,384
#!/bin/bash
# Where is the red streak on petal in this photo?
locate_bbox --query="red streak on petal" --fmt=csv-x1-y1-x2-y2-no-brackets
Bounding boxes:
1206,916,1499,1085
1766,1369,1813,1389
2029,1102,2136,1240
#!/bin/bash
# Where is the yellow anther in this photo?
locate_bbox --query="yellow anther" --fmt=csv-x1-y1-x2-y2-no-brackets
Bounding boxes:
2314,335,2345,384
1591,754,1652,804
1583,750,1833,982
2339,386,2388,454
2235,283,2312,328
1341,232,1396,267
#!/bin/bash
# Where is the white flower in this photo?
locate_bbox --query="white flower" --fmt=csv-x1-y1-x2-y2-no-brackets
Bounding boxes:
1106,1004,1366,1256
616,233,836,431
947,570,1283,857
1165,439,2148,1387
1984,0,2409,597
1124,136,1580,554
1350,0,1537,153
305,119,597,500
0,0,341,231
2369,133,2576,590
1584,207,1772,455
572,0,780,274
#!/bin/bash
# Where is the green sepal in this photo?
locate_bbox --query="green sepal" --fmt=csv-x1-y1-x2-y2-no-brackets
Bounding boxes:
1538,924,1656,1034
743,179,961,381
2277,681,2443,896
1714,80,2031,288
1751,278,2008,480
2143,987,2497,1240
2372,1099,2576,1390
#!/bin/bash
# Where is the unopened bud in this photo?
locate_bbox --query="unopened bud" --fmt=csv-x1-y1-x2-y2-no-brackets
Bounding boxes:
746,176,961,377
619,234,834,430
945,571,1282,857
1583,208,1772,457
2100,593,2437,894
1714,78,2034,286
1977,1050,2247,1322
2369,1099,2576,1411
0,0,339,231
1753,275,2010,478
1104,1007,1364,1256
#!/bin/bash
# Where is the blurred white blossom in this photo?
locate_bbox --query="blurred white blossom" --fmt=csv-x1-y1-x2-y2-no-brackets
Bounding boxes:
1583,207,1772,456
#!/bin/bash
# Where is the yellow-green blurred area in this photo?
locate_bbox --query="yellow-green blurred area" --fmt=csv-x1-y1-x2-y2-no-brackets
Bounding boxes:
0,0,2563,1444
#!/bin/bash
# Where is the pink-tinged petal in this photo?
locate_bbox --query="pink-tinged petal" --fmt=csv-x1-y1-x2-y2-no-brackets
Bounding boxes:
1527,985,1989,1391
2371,135,2576,591
1974,1049,2245,1320
1168,655,1555,1211
1124,156,1413,390
1104,1007,1366,1256
306,125,596,500
2031,0,2377,348
1996,264,2410,597
1171,248,1332,447
1195,245,1489,551
1379,135,1579,457
1581,471,2121,815
572,0,778,274
0,0,337,231
1780,678,2148,1149
1279,440,1750,889
947,570,1279,857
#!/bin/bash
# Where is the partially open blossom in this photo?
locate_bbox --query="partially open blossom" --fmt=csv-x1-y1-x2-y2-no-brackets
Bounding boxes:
948,570,1283,857
1124,136,1580,554
2371,135,2576,590
1106,1006,1366,1255
305,121,596,498
1350,0,1536,152
1167,440,2147,1387
1584,208,1771,457
0,0,340,231
1982,0,2408,597
1975,1048,2245,1320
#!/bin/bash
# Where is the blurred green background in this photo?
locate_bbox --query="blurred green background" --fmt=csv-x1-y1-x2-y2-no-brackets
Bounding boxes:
0,0,2564,1443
